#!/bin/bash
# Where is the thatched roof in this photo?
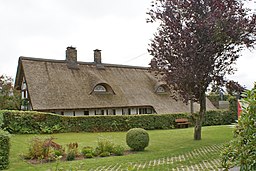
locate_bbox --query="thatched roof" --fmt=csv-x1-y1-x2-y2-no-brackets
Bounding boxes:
15,56,216,113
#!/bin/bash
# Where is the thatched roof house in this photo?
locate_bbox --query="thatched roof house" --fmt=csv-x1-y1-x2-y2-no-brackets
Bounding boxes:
15,47,215,116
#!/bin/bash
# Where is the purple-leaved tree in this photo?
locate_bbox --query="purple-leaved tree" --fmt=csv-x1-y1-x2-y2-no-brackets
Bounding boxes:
147,0,256,140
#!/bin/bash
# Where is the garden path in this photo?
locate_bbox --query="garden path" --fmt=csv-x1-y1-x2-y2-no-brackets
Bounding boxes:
89,144,225,171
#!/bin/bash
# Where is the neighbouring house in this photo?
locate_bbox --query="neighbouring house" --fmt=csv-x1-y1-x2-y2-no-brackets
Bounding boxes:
15,47,215,116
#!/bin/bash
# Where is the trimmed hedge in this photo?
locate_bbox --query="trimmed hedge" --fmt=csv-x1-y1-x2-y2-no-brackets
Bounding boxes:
228,96,238,121
0,130,10,170
203,110,234,126
0,110,5,129
1,110,235,134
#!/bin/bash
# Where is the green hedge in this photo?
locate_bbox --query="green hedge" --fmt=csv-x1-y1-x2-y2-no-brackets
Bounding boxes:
1,110,234,134
0,110,6,129
0,130,10,170
203,110,234,126
228,96,238,121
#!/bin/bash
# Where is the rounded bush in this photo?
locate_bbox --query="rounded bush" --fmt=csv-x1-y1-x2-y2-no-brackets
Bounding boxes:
126,128,149,151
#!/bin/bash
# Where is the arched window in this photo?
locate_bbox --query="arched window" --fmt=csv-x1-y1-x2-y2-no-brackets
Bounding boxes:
156,86,165,93
94,84,107,92
91,83,115,95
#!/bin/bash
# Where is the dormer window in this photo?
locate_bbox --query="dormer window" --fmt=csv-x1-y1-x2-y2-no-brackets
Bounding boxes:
155,83,168,94
94,84,107,92
91,83,115,95
156,86,165,93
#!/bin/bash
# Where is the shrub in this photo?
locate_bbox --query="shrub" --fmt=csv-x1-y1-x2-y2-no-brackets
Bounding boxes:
81,146,94,158
27,137,46,159
99,151,111,157
228,96,238,121
0,130,10,170
85,153,93,158
66,151,75,161
66,142,78,161
94,137,115,156
126,128,149,151
112,145,125,156
26,136,63,161
54,149,63,157
221,88,256,170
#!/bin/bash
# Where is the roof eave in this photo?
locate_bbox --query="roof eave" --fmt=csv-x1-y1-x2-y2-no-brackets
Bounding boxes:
14,57,24,89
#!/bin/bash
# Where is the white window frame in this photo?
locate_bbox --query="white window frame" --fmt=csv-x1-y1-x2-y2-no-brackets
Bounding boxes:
94,84,107,92
156,86,165,93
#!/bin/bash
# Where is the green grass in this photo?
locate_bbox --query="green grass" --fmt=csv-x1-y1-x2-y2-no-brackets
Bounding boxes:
6,125,234,171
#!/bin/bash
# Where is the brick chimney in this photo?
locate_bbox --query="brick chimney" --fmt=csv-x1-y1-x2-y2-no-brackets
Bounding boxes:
94,49,104,69
66,46,78,69
94,49,101,63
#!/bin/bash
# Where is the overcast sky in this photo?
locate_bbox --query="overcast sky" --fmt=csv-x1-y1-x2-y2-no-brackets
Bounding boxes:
0,0,255,89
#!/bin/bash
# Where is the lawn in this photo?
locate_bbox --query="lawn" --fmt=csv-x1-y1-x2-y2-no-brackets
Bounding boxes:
7,125,234,171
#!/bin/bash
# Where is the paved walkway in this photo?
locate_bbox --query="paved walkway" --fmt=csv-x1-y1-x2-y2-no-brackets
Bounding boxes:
89,144,225,171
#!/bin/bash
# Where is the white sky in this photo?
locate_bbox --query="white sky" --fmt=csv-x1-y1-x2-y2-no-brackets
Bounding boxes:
0,0,255,89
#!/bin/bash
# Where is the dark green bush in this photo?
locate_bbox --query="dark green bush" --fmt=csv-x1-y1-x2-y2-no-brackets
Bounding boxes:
222,88,256,170
66,151,75,161
228,96,238,121
0,110,5,129
2,111,63,134
1,110,234,134
0,130,10,170
203,110,235,126
126,128,149,151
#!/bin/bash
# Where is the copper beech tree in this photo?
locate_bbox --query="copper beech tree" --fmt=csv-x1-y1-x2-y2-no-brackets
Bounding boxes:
147,0,256,140
0,75,21,110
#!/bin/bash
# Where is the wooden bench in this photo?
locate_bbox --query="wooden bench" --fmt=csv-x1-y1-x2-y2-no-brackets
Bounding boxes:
175,118,191,128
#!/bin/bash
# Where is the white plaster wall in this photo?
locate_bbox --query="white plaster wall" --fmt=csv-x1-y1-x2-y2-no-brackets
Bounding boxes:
75,111,84,116
64,111,73,116
52,107,154,116
89,110,95,115
131,108,137,114
116,109,122,115
55,111,61,115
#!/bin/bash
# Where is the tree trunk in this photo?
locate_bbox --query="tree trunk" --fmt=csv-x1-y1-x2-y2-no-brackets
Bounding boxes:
194,92,206,140
190,99,194,114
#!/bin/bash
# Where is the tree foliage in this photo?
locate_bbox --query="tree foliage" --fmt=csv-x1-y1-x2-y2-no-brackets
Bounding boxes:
226,80,246,96
221,88,256,170
147,0,256,140
0,75,21,110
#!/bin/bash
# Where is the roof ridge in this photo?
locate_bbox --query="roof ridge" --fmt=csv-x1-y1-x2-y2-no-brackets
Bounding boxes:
19,56,149,70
